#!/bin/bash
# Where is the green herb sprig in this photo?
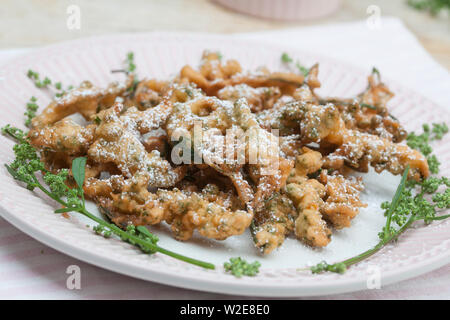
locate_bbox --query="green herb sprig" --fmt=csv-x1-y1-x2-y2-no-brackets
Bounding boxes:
1,124,26,141
281,53,293,63
27,69,72,98
224,257,261,278
27,70,51,88
111,51,137,75
126,52,139,95
307,122,449,274
54,82,73,98
126,52,136,74
407,0,450,15
407,123,448,173
110,52,139,96
281,53,309,77
1,128,215,270
24,96,39,128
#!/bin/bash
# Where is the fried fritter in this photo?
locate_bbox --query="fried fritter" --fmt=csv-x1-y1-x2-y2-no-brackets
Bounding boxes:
27,51,430,253
88,101,185,187
323,129,429,181
28,119,95,155
180,51,304,96
251,193,296,254
286,180,331,247
160,184,251,241
31,77,133,128
319,171,367,229
320,72,406,142
218,84,281,112
285,148,331,247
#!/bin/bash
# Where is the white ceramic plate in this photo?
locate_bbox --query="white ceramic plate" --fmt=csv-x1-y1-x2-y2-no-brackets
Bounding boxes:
0,33,449,297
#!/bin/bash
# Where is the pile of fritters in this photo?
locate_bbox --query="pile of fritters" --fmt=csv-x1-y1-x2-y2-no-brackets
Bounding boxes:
28,51,429,254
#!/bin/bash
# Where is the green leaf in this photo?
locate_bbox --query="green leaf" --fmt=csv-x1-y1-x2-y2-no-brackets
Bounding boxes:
5,164,19,179
382,165,409,240
54,207,78,213
430,214,450,221
295,62,309,77
1,125,26,142
281,52,293,63
72,157,87,189
136,225,153,238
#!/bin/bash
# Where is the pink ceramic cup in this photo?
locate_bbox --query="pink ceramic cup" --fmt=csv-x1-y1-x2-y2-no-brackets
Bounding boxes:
211,0,342,21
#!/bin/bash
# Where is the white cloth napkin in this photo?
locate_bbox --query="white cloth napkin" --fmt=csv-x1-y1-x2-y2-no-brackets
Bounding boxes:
0,17,448,299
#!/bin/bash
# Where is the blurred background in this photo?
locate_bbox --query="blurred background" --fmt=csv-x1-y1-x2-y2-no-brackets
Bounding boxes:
1,0,449,69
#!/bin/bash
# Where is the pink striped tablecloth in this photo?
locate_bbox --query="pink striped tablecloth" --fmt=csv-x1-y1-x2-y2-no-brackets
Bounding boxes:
0,17,449,299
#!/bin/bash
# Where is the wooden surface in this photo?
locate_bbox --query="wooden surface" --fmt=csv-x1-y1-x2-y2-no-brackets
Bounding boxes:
1,0,449,69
